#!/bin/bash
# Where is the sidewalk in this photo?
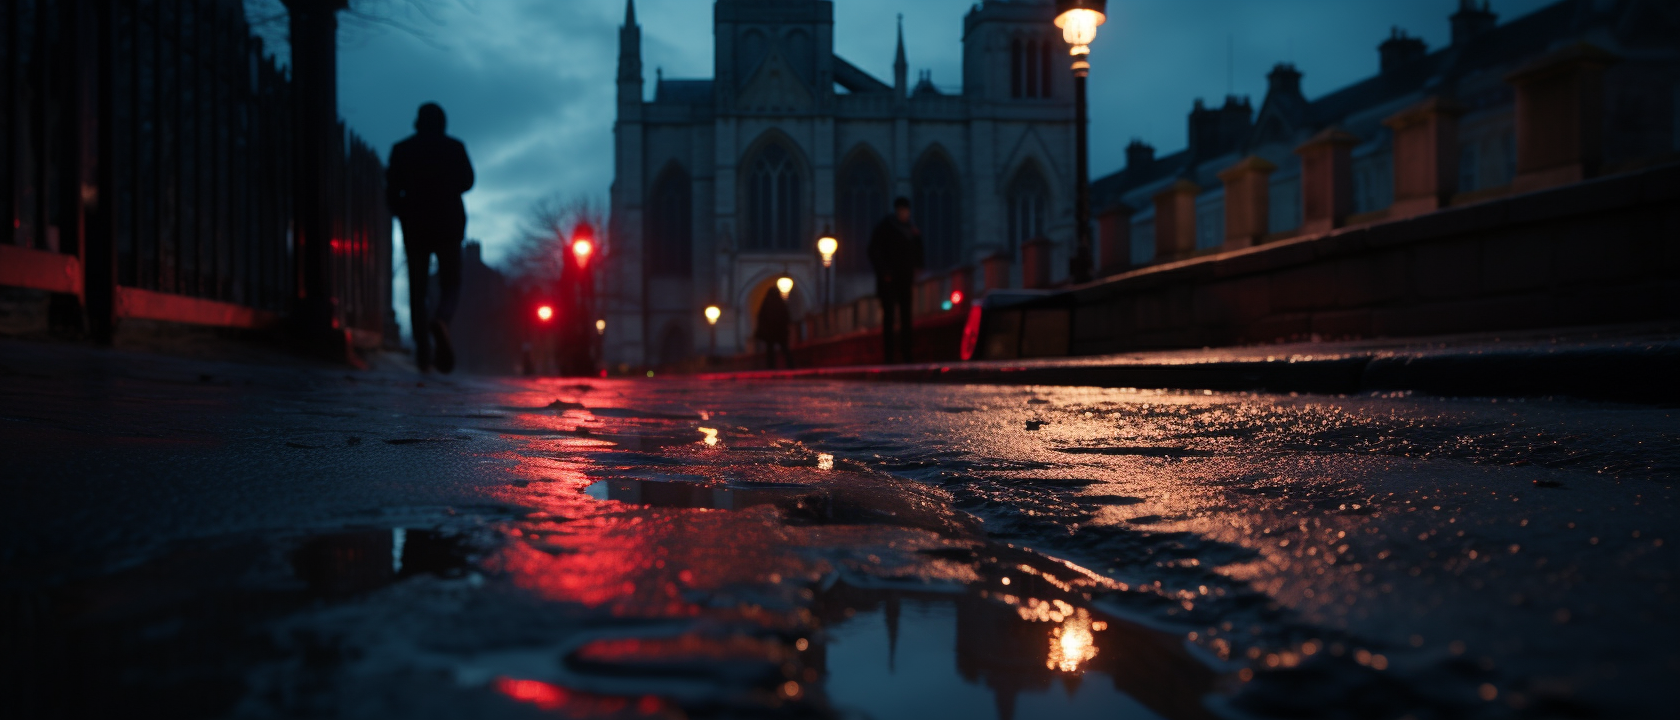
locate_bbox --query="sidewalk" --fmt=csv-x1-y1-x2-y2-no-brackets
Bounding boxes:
700,325,1680,403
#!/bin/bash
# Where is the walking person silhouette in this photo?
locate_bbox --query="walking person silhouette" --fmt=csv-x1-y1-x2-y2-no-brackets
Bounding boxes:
755,286,795,369
387,103,475,373
868,197,924,364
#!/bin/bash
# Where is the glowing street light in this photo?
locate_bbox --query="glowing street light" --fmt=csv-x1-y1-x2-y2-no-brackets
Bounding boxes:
571,237,593,266
1054,1,1106,59
816,232,838,268
536,305,554,322
776,276,794,300
1055,0,1106,284
595,318,606,335
703,304,721,358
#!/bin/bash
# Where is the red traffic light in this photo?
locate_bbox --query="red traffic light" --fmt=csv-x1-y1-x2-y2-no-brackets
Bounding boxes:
571,238,593,262
536,305,555,322
950,290,965,305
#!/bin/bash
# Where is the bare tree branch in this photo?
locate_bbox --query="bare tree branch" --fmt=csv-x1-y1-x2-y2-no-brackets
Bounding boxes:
503,195,609,293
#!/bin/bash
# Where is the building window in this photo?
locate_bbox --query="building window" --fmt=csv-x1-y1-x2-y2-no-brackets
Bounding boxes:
1353,151,1393,214
1458,128,1516,193
1011,39,1023,98
1269,175,1301,233
648,167,692,277
1130,214,1155,266
1025,39,1040,98
745,142,802,251
1006,165,1049,257
914,152,962,271
1195,191,1225,250
1040,39,1054,98
837,152,887,274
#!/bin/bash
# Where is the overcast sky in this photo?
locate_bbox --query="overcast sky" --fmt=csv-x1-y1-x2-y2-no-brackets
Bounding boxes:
249,0,1555,268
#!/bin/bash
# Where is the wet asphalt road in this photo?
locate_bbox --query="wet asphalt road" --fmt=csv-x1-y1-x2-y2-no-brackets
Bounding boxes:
2,338,1677,720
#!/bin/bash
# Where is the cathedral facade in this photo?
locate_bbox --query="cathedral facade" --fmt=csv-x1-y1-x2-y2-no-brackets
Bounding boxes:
606,0,1076,367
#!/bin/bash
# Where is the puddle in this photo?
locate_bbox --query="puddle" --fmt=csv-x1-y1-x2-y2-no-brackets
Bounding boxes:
584,478,829,515
825,599,1163,720
810,569,1217,720
291,528,473,596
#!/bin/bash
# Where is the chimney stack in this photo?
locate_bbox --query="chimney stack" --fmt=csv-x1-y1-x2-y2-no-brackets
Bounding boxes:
1267,63,1303,98
1126,139,1156,170
1379,27,1428,73
1450,0,1497,47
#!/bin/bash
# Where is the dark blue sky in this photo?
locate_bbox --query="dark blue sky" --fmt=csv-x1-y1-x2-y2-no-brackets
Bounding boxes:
249,0,1554,266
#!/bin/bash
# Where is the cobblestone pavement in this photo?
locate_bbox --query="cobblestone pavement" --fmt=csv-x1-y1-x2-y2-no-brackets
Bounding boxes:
3,338,1677,719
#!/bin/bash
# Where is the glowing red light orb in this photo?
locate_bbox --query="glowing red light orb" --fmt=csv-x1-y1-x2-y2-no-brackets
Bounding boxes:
536,305,555,322
950,290,965,305
571,238,593,261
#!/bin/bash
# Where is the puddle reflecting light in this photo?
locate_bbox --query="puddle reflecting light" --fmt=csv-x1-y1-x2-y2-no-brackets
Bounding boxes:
699,427,720,446
495,677,567,711
1048,608,1099,673
391,528,407,574
817,453,834,470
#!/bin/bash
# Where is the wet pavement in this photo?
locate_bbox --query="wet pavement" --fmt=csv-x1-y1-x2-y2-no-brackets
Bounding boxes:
2,338,1677,719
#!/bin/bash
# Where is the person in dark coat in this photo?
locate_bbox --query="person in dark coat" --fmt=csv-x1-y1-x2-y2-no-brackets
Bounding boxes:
755,286,795,369
867,196,924,364
387,103,475,373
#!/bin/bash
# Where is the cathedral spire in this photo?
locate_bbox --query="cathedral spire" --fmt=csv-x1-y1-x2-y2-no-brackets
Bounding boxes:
893,14,908,95
618,0,642,97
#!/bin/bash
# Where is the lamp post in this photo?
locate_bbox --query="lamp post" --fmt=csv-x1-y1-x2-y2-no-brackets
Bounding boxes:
817,228,838,314
1055,0,1106,285
704,305,721,358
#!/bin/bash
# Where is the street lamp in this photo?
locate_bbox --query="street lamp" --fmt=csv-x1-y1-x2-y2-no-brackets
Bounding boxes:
536,305,555,322
817,232,837,268
1055,0,1105,285
704,305,721,357
816,228,838,314
776,276,794,300
595,318,606,335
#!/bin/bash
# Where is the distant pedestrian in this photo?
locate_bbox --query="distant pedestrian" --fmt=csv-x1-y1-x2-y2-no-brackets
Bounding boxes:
755,286,795,369
868,196,924,364
387,103,475,374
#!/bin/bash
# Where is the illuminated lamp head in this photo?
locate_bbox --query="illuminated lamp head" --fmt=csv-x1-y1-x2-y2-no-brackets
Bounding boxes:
1054,0,1107,58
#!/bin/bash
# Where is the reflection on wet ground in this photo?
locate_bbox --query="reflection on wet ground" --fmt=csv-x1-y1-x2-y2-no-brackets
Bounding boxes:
3,340,1678,718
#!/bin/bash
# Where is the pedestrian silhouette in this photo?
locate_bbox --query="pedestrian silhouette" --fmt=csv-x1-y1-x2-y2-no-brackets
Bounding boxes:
387,103,475,373
755,286,795,370
868,197,924,364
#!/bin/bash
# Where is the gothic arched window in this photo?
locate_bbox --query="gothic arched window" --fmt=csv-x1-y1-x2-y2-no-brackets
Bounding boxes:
1025,39,1040,98
1040,38,1054,97
914,151,962,271
836,150,887,274
745,142,803,252
648,166,692,277
1011,38,1023,98
1006,164,1050,257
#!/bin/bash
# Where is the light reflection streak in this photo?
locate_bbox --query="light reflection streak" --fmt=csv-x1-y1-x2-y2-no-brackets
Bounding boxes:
817,453,834,470
699,427,719,446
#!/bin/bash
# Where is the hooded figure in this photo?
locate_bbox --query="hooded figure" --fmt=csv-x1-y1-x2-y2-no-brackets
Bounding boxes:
387,103,475,373
867,197,924,364
755,286,794,369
